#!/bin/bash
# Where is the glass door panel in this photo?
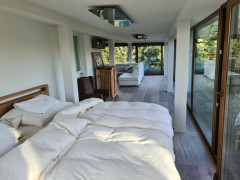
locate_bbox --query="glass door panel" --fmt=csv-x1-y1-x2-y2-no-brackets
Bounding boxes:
193,15,219,145
138,45,163,75
187,31,194,109
221,2,240,179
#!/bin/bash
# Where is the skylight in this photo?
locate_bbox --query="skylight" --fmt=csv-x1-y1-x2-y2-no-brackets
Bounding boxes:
89,7,133,27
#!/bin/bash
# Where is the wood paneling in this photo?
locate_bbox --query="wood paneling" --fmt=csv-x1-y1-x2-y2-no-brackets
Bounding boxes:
0,84,49,117
96,66,118,99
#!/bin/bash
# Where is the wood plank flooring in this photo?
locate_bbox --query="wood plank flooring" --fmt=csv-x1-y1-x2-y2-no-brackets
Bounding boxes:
114,76,216,180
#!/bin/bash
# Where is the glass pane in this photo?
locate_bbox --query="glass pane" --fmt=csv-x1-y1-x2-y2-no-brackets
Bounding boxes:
221,3,240,180
187,31,194,108
102,46,109,65
73,35,80,71
192,15,219,145
89,8,133,27
138,45,163,75
102,45,130,64
115,46,129,63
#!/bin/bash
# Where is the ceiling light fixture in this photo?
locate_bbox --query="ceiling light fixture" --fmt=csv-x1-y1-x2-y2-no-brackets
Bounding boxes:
133,34,147,39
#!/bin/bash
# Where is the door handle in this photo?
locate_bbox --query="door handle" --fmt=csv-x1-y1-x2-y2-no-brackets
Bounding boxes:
216,90,224,97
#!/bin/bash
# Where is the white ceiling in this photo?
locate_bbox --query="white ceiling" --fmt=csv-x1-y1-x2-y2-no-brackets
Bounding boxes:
26,0,226,42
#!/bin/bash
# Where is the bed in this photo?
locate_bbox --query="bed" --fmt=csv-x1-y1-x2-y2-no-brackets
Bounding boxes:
0,86,180,180
0,85,72,143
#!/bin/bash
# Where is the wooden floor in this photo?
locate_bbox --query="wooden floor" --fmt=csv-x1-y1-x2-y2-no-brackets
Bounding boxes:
115,76,216,180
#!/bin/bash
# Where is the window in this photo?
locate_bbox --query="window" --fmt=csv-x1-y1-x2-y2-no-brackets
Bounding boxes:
102,46,109,65
115,44,128,63
73,35,81,72
133,43,164,75
101,43,129,64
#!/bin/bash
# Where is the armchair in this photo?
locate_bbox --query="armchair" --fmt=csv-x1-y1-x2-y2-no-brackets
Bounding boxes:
77,76,111,101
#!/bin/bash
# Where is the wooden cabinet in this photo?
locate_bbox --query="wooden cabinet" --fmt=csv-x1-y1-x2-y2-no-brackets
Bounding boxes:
96,66,118,99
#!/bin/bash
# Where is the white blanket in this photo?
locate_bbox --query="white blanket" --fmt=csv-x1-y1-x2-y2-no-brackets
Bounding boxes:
0,99,180,180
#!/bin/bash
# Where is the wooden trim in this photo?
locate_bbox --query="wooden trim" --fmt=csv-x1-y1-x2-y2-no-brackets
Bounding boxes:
115,43,128,47
211,6,226,156
144,74,164,76
132,42,164,46
217,0,240,179
192,9,220,30
187,106,212,151
0,85,49,117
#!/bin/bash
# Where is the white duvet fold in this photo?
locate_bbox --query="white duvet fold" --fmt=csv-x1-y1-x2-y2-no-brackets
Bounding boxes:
91,115,173,138
0,114,88,180
84,108,172,126
41,125,179,180
93,101,169,113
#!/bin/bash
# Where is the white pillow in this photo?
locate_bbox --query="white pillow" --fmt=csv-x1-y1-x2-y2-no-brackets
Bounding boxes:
14,94,60,114
1,108,50,128
1,102,73,128
47,101,73,119
0,123,19,157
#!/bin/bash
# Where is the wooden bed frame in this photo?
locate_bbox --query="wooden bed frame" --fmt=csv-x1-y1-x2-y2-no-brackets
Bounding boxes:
0,85,49,117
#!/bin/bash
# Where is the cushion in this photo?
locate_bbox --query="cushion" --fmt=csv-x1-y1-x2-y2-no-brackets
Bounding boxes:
0,123,19,157
1,108,50,128
118,73,140,81
125,65,134,73
0,117,21,129
118,67,127,72
14,94,60,114
81,78,94,95
1,102,73,128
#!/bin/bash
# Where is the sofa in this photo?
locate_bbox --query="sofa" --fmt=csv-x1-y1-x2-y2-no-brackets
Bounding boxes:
117,62,144,86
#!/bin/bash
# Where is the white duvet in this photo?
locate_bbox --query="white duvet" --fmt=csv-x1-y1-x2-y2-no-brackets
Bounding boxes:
0,99,180,180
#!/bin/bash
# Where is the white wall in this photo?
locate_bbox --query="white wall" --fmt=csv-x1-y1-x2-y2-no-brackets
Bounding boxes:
174,20,191,132
0,12,64,99
78,33,102,77
167,39,175,92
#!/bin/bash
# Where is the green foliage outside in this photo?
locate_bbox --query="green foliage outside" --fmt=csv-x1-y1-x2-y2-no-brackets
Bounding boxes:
102,46,129,64
228,17,240,73
195,19,218,73
102,45,164,74
137,46,163,74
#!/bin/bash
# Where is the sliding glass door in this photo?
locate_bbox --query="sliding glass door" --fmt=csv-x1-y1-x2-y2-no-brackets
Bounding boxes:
188,7,227,155
220,1,240,179
192,15,220,145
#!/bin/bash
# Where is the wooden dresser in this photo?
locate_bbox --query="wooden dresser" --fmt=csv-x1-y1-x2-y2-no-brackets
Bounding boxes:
96,66,118,99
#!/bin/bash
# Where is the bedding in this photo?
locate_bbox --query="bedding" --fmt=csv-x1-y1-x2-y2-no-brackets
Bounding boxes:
17,122,50,144
0,99,180,180
0,123,21,157
14,94,60,114
1,101,73,128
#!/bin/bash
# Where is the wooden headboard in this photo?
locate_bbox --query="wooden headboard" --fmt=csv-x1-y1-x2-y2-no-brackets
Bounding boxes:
0,85,49,117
